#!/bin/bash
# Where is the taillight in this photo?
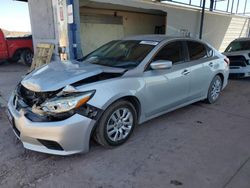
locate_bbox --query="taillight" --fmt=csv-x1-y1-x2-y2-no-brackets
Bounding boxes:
224,57,230,66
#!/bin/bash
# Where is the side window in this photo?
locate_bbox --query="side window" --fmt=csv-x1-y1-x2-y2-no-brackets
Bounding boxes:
187,41,208,61
153,41,184,64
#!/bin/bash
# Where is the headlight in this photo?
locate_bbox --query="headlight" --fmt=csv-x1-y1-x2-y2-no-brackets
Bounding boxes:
41,90,95,114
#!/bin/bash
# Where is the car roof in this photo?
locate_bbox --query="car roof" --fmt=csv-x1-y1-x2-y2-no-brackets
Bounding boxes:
233,37,250,42
122,34,197,42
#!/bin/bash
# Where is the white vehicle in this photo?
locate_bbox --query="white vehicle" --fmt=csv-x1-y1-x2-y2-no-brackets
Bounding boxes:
224,38,250,78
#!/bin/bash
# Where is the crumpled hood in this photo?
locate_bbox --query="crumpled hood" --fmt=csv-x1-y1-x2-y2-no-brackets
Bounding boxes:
21,60,125,92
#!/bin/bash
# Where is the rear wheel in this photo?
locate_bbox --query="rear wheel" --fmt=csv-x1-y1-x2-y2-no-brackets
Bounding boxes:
206,75,222,104
95,100,137,147
20,49,33,66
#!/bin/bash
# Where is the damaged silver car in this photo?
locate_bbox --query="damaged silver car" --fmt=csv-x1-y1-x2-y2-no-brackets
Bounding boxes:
7,35,229,155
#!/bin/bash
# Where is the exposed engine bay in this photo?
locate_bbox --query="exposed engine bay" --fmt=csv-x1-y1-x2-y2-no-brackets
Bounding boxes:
12,60,125,122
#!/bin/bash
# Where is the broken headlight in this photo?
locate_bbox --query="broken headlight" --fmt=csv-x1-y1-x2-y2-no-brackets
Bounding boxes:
41,90,95,114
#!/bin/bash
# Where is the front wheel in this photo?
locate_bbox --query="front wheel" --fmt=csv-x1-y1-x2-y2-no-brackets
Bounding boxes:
206,75,222,104
94,100,137,147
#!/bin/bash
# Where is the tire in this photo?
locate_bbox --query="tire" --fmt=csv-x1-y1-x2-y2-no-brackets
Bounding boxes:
206,75,222,104
20,49,33,66
94,100,137,147
10,51,21,62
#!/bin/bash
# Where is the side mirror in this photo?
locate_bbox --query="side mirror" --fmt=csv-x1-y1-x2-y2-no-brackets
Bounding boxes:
150,60,173,70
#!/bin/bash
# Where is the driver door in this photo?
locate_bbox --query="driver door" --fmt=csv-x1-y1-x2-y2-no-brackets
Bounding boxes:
143,41,191,118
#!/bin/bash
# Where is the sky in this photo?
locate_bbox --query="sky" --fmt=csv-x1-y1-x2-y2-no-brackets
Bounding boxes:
0,0,31,32
0,0,249,32
165,0,250,14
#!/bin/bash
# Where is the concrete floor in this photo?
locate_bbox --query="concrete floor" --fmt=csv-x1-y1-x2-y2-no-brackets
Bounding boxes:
0,62,250,188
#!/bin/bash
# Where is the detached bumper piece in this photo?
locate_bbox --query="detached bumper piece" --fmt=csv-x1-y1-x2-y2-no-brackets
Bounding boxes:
76,104,103,120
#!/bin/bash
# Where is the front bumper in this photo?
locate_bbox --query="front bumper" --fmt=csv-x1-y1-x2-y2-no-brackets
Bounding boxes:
7,94,96,155
229,66,250,78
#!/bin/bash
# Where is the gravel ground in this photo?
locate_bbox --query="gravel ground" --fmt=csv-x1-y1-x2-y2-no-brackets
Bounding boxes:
0,62,250,188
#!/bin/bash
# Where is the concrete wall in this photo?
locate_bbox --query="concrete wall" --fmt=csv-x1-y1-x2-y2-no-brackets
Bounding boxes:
79,3,249,54
80,23,124,55
162,4,250,52
212,16,250,51
28,0,60,59
79,7,166,54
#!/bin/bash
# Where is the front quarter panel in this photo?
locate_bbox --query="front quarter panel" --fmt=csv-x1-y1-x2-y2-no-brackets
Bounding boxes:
76,77,147,122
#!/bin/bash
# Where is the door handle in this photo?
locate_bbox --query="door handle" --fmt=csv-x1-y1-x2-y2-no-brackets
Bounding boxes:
209,62,214,67
182,69,190,76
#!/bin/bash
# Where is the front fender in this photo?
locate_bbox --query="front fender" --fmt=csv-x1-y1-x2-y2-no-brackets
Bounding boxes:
77,77,146,110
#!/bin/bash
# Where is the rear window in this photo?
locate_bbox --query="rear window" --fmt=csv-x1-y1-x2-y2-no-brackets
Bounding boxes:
187,41,208,61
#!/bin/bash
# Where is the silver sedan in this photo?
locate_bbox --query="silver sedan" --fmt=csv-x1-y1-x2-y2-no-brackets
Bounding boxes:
7,35,229,155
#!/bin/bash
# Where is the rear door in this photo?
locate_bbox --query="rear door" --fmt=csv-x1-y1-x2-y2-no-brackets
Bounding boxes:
185,40,213,100
143,41,191,117
0,30,8,60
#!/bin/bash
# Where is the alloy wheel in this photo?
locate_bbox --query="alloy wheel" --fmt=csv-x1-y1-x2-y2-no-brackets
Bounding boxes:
106,108,133,142
211,78,222,101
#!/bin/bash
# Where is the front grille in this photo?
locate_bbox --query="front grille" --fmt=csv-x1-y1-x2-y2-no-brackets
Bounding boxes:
16,84,58,107
229,73,245,78
228,56,248,67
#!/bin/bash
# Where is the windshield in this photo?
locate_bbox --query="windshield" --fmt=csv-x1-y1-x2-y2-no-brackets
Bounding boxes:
83,40,157,69
225,40,250,52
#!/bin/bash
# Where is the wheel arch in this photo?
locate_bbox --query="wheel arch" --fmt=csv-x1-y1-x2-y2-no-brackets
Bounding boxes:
11,47,33,58
116,96,141,121
90,94,141,127
100,95,141,122
216,72,224,86
90,94,141,145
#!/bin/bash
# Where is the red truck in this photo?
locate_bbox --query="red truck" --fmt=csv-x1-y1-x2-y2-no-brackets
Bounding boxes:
0,28,33,65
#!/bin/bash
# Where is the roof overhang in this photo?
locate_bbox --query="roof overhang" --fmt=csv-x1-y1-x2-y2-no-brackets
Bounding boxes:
79,0,167,16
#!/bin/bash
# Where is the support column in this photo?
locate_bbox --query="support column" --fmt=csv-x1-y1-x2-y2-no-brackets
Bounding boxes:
67,0,82,60
55,0,70,60
199,0,206,39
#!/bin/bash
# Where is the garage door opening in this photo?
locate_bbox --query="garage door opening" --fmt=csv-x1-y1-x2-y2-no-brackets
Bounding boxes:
79,4,166,55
